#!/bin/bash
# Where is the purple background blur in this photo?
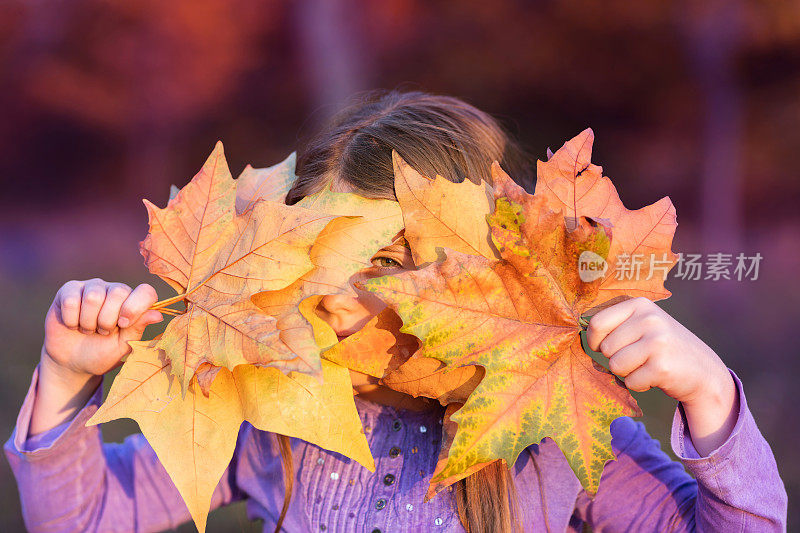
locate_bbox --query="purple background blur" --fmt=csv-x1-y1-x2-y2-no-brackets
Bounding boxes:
1,1,797,530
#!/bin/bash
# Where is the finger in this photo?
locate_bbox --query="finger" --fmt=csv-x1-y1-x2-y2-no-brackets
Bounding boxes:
586,297,645,352
597,316,645,358
79,279,108,334
607,342,648,378
119,309,164,344
118,283,159,329
96,283,132,335
623,362,658,393
57,280,84,329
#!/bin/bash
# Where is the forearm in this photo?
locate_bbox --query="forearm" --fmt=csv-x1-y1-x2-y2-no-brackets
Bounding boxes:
6,364,238,532
30,345,102,436
679,362,738,456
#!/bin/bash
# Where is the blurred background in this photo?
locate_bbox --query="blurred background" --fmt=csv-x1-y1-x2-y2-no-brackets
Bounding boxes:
1,0,797,530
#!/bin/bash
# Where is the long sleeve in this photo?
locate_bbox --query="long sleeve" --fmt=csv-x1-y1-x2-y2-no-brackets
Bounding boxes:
4,364,244,533
572,369,787,531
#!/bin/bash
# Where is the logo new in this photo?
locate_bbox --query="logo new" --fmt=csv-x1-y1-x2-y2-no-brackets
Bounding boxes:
578,251,608,282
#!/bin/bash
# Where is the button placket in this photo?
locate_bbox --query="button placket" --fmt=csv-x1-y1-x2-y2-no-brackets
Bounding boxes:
371,415,406,527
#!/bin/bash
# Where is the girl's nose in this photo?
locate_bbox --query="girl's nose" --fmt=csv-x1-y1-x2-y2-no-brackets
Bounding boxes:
319,294,361,315
316,290,388,337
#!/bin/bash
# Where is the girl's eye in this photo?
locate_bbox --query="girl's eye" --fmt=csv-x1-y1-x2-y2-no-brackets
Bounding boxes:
371,256,401,268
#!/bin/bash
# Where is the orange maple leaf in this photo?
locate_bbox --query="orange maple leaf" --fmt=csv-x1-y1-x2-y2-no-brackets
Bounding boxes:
362,135,677,496
140,142,335,393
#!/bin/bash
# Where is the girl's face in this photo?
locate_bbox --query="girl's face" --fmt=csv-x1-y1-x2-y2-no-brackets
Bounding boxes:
315,235,427,404
314,238,416,339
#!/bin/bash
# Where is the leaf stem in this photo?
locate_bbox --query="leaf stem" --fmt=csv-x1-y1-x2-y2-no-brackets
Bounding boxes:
150,293,187,309
578,316,590,330
156,307,183,317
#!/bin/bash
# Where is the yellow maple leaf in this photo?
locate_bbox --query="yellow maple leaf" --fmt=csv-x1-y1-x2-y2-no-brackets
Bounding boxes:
87,338,373,533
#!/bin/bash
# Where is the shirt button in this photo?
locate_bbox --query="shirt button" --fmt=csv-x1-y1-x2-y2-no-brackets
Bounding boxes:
392,419,402,431
376,498,387,510
389,447,401,458
371,529,382,533
383,473,395,486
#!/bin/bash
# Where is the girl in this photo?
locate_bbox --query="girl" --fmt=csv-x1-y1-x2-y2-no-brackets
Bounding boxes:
5,90,787,532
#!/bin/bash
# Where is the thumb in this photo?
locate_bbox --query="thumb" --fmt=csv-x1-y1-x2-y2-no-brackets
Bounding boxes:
120,310,164,342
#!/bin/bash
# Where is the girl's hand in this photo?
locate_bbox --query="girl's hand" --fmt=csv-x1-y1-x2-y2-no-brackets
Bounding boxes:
42,278,164,382
586,297,738,455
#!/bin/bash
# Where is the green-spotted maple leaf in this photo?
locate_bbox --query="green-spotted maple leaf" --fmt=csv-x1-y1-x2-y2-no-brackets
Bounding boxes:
297,263,482,406
426,403,495,501
360,150,682,496
87,338,373,533
535,129,678,313
361,208,639,495
141,142,336,394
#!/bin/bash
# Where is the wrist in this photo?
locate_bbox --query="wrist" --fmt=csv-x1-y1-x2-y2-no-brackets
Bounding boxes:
679,365,738,456
39,346,101,392
681,364,734,411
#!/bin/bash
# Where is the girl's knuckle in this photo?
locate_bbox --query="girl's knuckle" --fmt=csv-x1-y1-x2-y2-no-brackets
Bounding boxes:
649,332,670,351
650,357,670,378
109,285,130,299
641,313,662,329
139,283,158,300
83,290,104,305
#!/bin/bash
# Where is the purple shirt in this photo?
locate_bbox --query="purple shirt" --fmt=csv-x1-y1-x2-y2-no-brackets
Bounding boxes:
5,364,787,532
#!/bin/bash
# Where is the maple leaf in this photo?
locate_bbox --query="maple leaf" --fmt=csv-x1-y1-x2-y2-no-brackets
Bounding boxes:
426,403,495,501
393,152,499,265
292,184,405,298
300,286,482,406
249,185,404,361
140,142,336,393
361,167,654,495
380,357,484,406
234,151,297,213
533,129,679,313
87,338,374,533
316,305,417,378
168,151,296,208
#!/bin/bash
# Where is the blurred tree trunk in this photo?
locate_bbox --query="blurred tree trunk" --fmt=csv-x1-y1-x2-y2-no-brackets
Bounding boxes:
294,0,373,121
681,0,745,252
678,0,745,311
